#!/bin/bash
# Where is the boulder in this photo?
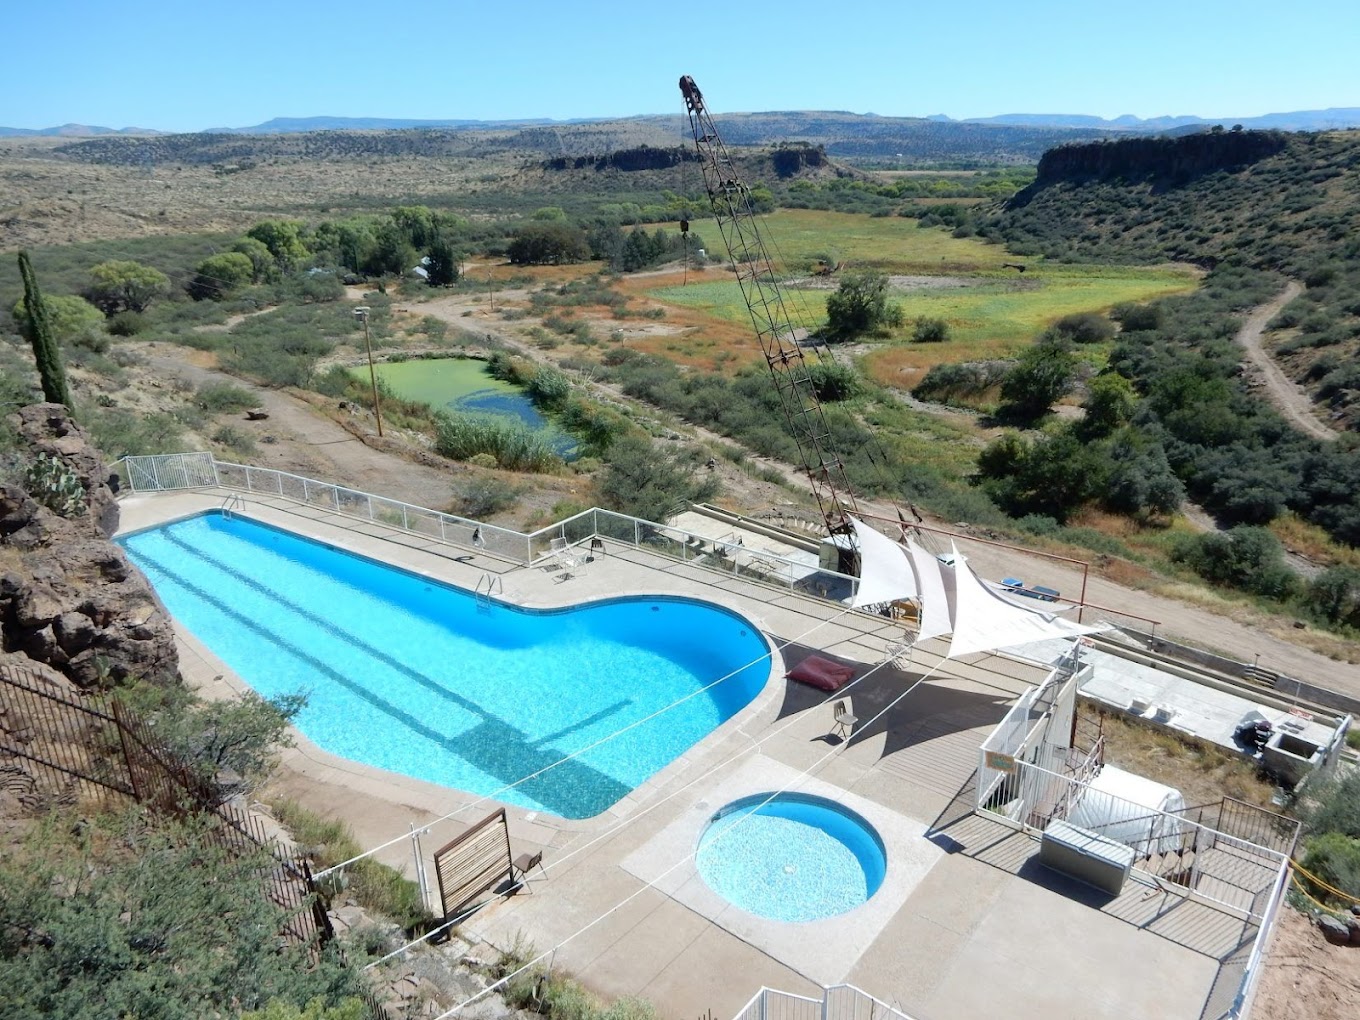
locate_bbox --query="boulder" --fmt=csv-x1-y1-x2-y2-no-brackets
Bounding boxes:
1318,914,1352,945
1,404,179,688
13,403,119,537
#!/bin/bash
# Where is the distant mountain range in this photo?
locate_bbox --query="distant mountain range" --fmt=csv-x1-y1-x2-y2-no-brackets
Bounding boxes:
0,123,162,137
951,109,1360,132
4,108,1360,139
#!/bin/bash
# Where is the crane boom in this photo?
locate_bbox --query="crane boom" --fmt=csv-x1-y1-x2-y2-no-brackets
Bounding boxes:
679,74,859,531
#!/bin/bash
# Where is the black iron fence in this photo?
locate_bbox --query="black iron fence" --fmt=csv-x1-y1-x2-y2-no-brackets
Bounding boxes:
0,661,334,950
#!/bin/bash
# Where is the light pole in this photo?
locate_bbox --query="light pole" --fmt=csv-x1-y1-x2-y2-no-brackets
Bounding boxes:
353,306,384,437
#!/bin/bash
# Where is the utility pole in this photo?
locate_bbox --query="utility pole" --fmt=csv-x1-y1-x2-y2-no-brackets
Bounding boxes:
353,306,384,437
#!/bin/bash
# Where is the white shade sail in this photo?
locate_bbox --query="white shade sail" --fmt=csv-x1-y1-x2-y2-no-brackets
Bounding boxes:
945,543,1102,659
848,516,917,608
905,538,953,643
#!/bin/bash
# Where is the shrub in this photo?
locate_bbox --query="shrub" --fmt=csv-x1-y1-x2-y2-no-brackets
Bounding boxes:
806,359,861,401
212,424,257,456
106,310,147,336
526,366,572,409
434,413,561,472
1111,302,1163,332
450,476,521,518
269,799,431,929
0,808,363,1019
195,382,257,413
1051,312,1115,344
1171,526,1297,599
911,316,950,343
1300,832,1360,903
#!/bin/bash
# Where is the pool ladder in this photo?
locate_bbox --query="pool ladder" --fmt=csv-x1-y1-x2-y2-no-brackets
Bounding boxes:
475,573,503,614
221,493,245,518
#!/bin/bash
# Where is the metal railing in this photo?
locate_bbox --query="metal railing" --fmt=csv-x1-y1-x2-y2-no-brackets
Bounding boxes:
732,985,920,1020
977,757,1289,920
117,454,861,603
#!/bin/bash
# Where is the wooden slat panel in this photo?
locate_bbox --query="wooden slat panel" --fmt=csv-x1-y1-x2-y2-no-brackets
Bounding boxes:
433,808,513,920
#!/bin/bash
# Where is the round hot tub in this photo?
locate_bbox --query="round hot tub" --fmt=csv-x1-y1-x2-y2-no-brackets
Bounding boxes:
695,792,887,922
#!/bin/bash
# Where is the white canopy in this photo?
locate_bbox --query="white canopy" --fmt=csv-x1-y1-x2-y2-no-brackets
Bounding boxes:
905,537,954,643
945,543,1102,659
848,517,917,608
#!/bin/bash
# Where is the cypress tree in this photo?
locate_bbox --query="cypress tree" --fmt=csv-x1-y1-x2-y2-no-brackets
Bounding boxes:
17,251,72,409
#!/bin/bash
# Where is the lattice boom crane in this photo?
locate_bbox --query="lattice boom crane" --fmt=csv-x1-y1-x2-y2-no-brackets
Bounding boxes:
679,74,859,532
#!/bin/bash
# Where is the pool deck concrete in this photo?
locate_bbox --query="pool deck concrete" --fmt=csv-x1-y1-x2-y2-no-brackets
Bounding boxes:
117,490,1257,1020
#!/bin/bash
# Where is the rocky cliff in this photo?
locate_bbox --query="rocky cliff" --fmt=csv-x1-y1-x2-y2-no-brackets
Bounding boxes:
1,403,179,688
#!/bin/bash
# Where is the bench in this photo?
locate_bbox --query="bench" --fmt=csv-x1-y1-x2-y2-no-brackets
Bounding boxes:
1038,820,1136,896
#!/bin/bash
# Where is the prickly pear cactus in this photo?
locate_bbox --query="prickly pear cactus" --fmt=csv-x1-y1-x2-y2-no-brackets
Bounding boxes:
24,452,88,518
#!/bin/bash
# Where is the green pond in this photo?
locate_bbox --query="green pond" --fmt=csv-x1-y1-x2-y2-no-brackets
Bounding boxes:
360,358,575,455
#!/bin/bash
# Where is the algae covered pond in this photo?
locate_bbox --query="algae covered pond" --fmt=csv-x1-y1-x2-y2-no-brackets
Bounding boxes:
361,357,576,455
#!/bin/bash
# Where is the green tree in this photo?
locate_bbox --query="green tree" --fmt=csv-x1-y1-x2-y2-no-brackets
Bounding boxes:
87,259,170,315
1102,430,1184,518
230,236,276,282
998,334,1077,421
1080,372,1138,438
188,252,255,301
824,270,902,341
246,220,310,273
391,204,436,247
975,429,1102,522
362,222,415,278
118,683,305,793
13,293,104,346
507,221,590,265
16,251,72,408
425,233,460,287
1304,566,1360,629
595,435,720,522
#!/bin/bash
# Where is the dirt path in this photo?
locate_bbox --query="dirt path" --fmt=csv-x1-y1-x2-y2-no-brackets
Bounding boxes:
136,287,1360,702
1236,282,1337,441
406,296,1360,695
133,343,464,510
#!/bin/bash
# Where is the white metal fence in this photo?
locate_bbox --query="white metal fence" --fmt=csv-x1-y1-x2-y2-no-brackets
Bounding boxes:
116,454,860,602
732,985,919,1020
978,757,1289,920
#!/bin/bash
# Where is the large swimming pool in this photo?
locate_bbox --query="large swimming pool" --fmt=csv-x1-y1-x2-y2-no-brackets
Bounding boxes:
120,512,771,818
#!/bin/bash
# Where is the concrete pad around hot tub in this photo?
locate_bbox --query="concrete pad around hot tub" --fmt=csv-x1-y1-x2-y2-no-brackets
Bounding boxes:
618,755,944,986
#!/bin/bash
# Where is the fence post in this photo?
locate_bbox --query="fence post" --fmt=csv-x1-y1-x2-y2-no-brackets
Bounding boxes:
111,699,145,803
411,824,432,914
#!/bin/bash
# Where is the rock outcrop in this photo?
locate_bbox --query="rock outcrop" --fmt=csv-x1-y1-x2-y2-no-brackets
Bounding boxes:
1,403,178,687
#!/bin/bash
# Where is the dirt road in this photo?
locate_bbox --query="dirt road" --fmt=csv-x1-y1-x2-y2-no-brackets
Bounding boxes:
134,292,1360,704
1236,282,1337,442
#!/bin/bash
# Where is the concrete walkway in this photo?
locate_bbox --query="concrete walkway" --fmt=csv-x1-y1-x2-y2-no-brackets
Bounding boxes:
117,490,1257,1020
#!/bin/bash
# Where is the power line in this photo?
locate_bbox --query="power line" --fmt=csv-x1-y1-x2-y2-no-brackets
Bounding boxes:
428,654,944,1020
315,603,864,879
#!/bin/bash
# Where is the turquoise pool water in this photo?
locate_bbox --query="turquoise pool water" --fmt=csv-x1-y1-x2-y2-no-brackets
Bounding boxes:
695,793,886,922
120,512,770,818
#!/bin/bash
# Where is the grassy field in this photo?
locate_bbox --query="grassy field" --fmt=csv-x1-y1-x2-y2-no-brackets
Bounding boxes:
643,209,1201,385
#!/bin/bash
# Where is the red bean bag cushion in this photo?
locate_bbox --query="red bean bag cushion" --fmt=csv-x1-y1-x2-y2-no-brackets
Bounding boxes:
786,655,855,692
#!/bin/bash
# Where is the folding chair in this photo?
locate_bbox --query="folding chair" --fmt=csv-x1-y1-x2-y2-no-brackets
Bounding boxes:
512,849,546,893
831,699,858,741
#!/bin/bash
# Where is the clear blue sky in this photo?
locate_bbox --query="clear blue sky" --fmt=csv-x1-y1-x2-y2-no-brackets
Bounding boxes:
3,0,1357,131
